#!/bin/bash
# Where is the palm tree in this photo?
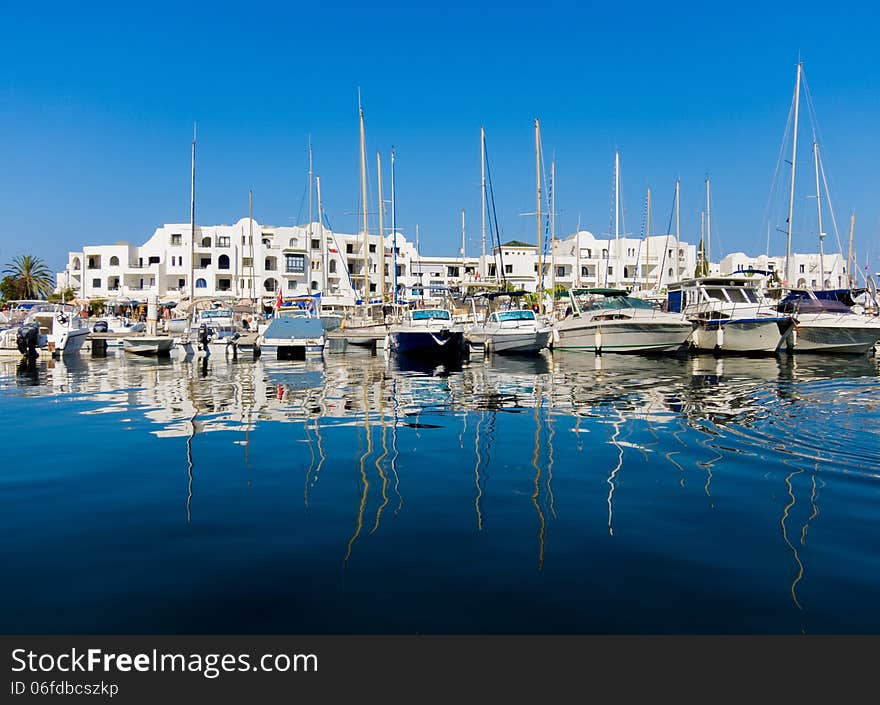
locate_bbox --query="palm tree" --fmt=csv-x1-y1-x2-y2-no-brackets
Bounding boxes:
3,255,55,299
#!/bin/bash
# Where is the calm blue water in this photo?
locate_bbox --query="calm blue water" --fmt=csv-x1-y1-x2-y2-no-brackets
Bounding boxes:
1,349,879,634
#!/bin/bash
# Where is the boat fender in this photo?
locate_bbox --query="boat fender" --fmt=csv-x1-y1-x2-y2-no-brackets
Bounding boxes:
716,325,724,349
594,328,602,355
791,327,798,349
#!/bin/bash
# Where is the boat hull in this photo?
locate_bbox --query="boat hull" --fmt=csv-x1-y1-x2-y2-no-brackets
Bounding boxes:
52,328,89,356
690,318,791,354
388,330,466,358
554,321,692,354
123,337,174,356
470,329,552,354
785,316,880,354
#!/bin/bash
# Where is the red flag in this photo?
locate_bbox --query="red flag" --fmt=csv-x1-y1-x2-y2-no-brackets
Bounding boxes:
275,288,282,313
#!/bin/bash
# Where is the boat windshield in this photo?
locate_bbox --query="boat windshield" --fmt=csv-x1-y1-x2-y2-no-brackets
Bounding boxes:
585,296,654,310
412,309,450,321
200,309,233,319
494,310,536,322
726,287,759,304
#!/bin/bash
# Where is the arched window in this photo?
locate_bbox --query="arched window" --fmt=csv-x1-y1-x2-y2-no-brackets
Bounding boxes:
262,238,271,248
329,260,337,274
218,254,230,270
196,278,207,289
109,256,119,267
201,237,212,247
72,257,81,270
263,277,277,292
288,237,298,248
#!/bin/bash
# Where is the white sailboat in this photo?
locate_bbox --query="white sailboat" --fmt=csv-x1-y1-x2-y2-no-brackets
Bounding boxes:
773,61,880,354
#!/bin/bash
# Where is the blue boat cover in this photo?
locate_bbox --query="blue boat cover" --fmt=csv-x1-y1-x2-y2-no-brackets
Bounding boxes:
262,317,324,340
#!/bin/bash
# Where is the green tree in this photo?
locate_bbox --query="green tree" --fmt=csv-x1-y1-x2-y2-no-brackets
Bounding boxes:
0,275,25,302
48,287,76,303
3,255,55,299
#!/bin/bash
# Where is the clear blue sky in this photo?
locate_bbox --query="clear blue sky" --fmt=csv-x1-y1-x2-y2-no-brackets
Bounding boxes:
2,1,879,275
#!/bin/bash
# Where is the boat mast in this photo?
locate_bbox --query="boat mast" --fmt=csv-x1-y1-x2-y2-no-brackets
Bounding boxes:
317,176,327,295
189,123,196,303
645,188,651,290
377,151,385,302
785,61,803,287
308,136,313,248
461,208,466,290
248,190,254,305
705,176,712,268
535,119,543,312
391,148,398,302
550,159,556,298
847,212,855,288
674,178,681,281
480,126,487,280
813,141,825,288
359,104,369,302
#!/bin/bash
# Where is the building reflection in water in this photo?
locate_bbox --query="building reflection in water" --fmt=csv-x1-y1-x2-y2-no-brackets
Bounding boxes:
2,348,878,603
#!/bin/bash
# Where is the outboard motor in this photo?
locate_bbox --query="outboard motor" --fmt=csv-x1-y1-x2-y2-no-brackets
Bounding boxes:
198,323,209,351
16,322,40,358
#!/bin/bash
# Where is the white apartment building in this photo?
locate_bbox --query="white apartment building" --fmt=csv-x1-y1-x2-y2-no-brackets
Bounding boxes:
719,252,848,289
56,221,700,303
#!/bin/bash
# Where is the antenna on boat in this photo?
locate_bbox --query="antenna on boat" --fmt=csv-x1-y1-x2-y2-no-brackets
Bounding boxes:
377,150,385,303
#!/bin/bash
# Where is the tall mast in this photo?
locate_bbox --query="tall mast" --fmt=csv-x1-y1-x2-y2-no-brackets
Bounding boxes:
847,212,856,288
248,190,254,303
461,208,466,288
785,61,803,287
359,103,369,301
391,148,397,302
189,123,196,303
550,159,556,297
308,137,313,234
317,176,327,294
605,149,621,286
674,178,681,281
535,119,543,311
813,141,825,288
480,126,487,279
705,176,712,267
645,188,651,290
377,151,385,302
415,224,422,302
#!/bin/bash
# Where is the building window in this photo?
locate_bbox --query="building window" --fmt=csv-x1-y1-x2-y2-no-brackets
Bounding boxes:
217,236,230,247
199,257,211,268
201,237,212,247
148,256,160,265
346,244,354,254
285,254,305,274
171,233,182,246
581,266,589,277
799,264,805,274
178,278,185,289
265,257,276,271
242,257,253,267
585,249,592,258
88,257,98,269
608,266,614,276
668,268,673,277
602,249,608,259
196,278,207,288
311,239,320,250
288,238,298,248
262,238,271,248
92,278,101,288
218,278,231,291
311,281,319,291
329,260,337,274
109,256,119,267
447,266,459,277
557,266,565,277
505,264,513,274
264,278,277,292
488,264,497,276
369,244,376,253
218,254,230,270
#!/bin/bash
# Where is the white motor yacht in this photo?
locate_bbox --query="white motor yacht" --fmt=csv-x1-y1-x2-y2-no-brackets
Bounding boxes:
554,288,693,354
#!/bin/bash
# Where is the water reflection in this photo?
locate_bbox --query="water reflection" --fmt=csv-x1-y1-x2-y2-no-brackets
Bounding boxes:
2,348,880,632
